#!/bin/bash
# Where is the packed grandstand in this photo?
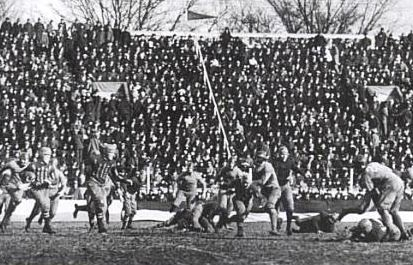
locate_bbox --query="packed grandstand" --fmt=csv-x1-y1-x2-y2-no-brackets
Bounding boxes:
0,18,412,201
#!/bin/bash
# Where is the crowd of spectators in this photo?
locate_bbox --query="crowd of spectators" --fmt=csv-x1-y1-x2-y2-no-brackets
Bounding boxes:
1,17,413,200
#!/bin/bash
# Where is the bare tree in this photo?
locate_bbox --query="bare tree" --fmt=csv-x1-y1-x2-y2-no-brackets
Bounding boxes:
206,6,229,32
60,0,166,30
267,0,395,34
226,4,280,33
356,0,395,34
169,0,229,33
0,0,14,21
169,0,196,31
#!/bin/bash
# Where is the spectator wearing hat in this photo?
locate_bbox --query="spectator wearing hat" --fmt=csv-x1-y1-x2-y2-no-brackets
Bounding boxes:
0,17,11,34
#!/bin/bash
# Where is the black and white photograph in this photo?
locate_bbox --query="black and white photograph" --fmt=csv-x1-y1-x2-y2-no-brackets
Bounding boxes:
0,0,413,264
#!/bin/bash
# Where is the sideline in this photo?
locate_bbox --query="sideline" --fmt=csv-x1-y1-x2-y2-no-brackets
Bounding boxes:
4,199,413,223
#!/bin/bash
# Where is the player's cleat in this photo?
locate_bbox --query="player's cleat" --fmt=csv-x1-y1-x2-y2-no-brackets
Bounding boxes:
25,218,31,232
408,228,413,238
42,218,56,234
287,228,293,236
73,204,79,219
269,230,282,236
88,224,95,233
236,227,245,237
0,223,6,233
400,232,412,241
97,218,107,234
98,227,108,234
121,221,127,230
192,227,202,232
43,224,56,234
43,226,56,234
126,224,137,230
126,219,136,230
276,218,283,231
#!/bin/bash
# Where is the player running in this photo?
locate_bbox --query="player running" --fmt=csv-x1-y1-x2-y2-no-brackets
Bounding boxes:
73,187,115,231
25,147,60,234
25,158,67,232
338,162,410,240
274,146,302,235
120,166,141,230
86,144,132,233
0,152,32,232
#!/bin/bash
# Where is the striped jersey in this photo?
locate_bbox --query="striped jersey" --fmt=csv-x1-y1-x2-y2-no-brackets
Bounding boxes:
28,161,51,186
89,155,116,184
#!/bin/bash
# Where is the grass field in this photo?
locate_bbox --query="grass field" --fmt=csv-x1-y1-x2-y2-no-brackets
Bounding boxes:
0,221,412,265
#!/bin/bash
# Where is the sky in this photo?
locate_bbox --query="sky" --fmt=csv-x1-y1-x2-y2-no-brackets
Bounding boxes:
9,0,413,35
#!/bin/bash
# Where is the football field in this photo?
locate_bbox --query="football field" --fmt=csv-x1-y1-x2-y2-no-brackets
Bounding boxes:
0,221,412,265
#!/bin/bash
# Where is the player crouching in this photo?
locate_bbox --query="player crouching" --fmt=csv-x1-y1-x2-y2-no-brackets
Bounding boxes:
226,171,261,237
348,218,401,242
338,162,410,241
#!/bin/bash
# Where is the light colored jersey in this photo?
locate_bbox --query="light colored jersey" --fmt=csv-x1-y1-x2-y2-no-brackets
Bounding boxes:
254,161,280,188
362,162,403,191
178,172,203,193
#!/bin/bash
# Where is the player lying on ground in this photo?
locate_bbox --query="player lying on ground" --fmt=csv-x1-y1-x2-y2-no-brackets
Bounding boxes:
155,200,228,233
348,218,401,242
291,211,339,234
338,162,410,240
